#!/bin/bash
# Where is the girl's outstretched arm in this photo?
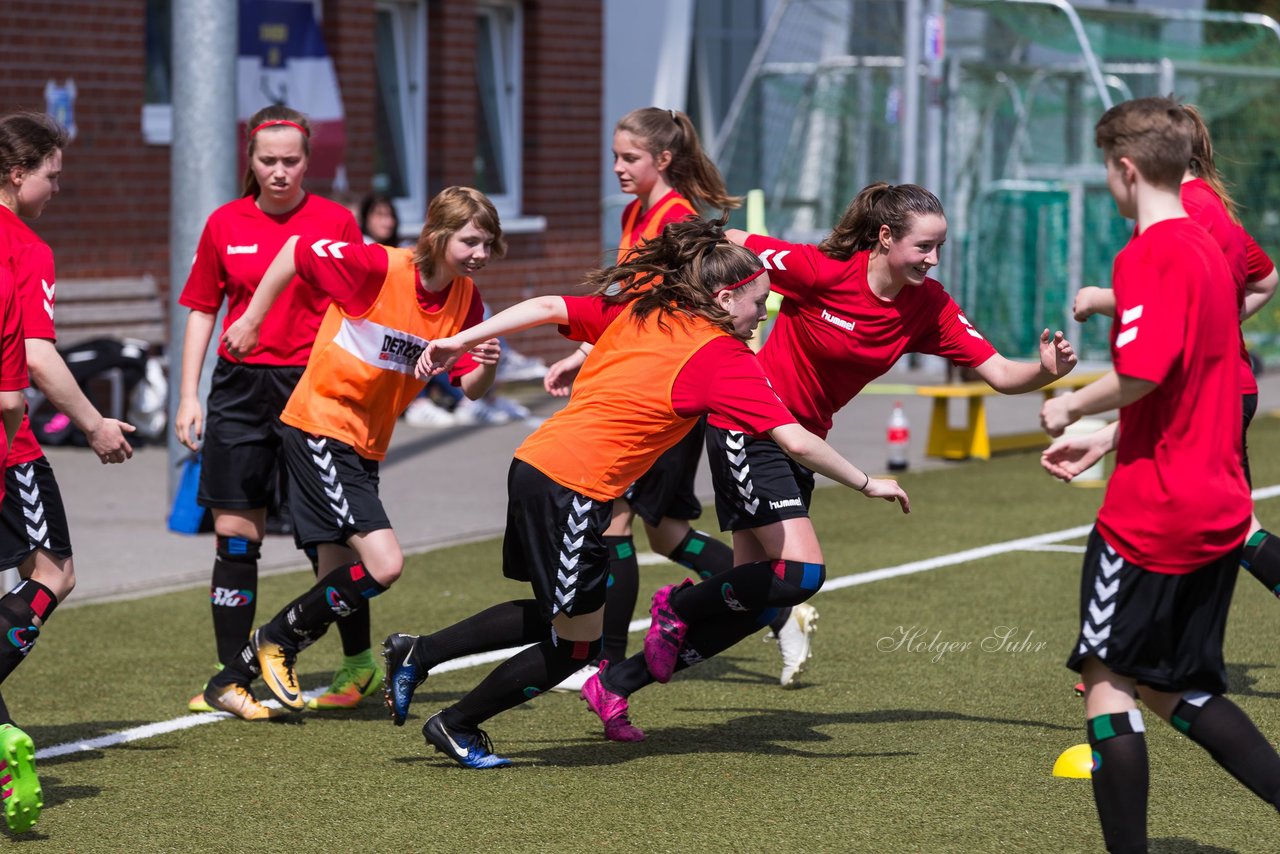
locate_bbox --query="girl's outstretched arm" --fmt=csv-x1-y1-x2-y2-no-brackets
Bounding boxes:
417,295,569,379
768,422,910,514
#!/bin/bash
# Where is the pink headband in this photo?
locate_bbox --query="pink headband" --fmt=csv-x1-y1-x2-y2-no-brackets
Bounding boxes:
251,119,310,138
717,266,765,292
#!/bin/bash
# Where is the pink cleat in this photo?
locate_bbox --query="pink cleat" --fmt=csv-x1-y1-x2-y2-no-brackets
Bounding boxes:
581,662,645,742
643,581,691,683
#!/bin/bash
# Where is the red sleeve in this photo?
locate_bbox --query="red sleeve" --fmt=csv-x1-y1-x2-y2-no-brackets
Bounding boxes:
673,337,795,434
1246,232,1275,283
915,287,998,367
560,296,627,342
743,235,822,301
0,274,27,391
178,219,227,314
293,237,388,315
1112,245,1184,385
14,240,56,340
447,287,486,385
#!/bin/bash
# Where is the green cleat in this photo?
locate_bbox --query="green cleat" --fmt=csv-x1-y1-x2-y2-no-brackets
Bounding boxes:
307,655,383,710
0,724,42,834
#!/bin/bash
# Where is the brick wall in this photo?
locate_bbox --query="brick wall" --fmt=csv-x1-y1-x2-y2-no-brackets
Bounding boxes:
0,0,603,364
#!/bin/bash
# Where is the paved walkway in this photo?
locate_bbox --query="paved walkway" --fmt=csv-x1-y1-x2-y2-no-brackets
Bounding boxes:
37,366,1280,606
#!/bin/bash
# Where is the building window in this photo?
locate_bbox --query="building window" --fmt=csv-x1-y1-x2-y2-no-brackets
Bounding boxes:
374,0,428,222
475,2,522,216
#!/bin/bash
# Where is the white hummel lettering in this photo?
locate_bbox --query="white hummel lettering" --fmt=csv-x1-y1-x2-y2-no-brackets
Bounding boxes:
226,244,259,255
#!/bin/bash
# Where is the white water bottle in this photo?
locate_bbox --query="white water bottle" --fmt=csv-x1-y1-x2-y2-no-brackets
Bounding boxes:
887,401,910,472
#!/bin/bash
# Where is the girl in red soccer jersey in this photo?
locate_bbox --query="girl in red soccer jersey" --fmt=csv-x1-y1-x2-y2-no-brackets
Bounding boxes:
1068,104,1280,602
379,217,909,768
207,186,501,719
0,111,130,833
175,105,373,718
577,183,1076,739
546,107,773,692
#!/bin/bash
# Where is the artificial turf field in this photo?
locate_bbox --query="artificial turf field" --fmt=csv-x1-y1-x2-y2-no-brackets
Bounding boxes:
9,421,1280,852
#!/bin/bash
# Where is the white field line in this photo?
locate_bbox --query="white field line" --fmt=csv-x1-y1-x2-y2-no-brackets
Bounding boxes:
41,484,1280,760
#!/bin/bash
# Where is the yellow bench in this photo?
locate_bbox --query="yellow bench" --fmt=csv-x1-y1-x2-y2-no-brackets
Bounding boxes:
917,370,1108,461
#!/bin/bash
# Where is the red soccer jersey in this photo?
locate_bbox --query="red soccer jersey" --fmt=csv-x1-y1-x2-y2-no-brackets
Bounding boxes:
292,238,481,383
1097,218,1251,574
0,205,57,466
1180,178,1256,394
0,267,28,494
561,296,795,436
1245,233,1274,283
740,235,996,438
179,194,361,366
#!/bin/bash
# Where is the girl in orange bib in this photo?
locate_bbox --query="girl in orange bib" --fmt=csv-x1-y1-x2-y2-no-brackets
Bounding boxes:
382,217,909,769
206,187,504,719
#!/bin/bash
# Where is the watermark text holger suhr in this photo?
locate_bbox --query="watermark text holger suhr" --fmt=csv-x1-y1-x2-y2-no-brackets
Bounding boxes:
877,626,1048,664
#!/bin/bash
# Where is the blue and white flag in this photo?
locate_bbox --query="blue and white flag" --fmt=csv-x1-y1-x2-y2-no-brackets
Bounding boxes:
238,0,346,183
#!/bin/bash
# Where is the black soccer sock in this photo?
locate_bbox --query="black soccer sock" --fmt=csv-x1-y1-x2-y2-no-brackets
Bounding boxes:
1086,710,1149,854
667,529,733,580
0,580,57,684
210,535,260,666
769,607,792,635
445,632,601,727
305,549,373,658
672,560,825,621
1172,692,1280,807
414,600,546,672
601,608,776,696
266,561,387,649
1241,530,1280,598
600,536,639,663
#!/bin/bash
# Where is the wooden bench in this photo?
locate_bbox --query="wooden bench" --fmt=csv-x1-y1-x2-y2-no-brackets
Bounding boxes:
54,275,165,349
916,370,1108,460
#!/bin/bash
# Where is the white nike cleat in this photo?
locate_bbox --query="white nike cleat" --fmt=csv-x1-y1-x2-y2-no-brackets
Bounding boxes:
776,603,819,688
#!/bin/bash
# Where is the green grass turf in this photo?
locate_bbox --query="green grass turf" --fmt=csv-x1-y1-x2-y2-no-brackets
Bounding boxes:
7,421,1280,851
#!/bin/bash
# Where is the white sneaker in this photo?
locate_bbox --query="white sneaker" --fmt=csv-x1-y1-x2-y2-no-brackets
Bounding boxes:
495,349,548,382
454,397,513,425
403,398,456,428
550,664,599,693
776,603,819,688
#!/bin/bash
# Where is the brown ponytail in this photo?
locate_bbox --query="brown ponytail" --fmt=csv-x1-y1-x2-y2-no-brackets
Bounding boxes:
615,108,742,212
1183,104,1240,225
818,182,945,260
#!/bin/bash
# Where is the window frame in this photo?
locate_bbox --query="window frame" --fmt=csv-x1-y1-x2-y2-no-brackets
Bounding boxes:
375,0,429,225
475,0,524,218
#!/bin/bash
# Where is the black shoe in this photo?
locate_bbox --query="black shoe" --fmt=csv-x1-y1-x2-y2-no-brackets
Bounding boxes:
382,633,428,726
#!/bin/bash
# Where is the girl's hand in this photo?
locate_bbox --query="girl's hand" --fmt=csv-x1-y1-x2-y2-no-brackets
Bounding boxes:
222,318,260,361
1039,393,1076,438
416,337,465,379
469,338,502,367
1072,287,1102,322
1041,432,1108,482
862,477,910,514
174,397,204,451
543,350,586,397
1039,329,1077,378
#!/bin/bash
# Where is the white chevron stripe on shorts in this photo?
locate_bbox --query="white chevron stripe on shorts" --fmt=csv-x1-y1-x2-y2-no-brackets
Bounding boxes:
723,431,760,515
306,436,356,526
1077,542,1123,660
14,463,50,548
554,495,593,616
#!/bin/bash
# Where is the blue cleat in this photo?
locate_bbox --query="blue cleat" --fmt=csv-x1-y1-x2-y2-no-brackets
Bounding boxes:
423,712,512,770
382,633,427,726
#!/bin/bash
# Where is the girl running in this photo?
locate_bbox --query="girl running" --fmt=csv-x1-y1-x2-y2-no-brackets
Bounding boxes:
545,107,783,692
206,186,502,719
580,182,1076,740
0,111,132,832
380,216,909,769
175,105,372,718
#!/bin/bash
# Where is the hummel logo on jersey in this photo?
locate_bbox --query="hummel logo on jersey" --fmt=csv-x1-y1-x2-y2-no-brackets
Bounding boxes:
1117,305,1143,349
41,279,54,320
379,334,426,366
769,497,804,510
820,309,855,332
226,244,259,255
310,238,349,259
